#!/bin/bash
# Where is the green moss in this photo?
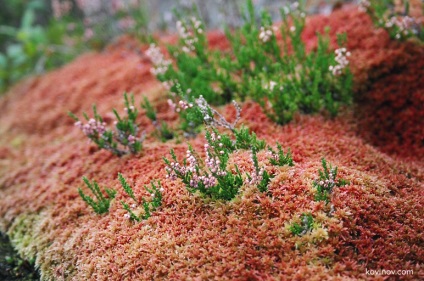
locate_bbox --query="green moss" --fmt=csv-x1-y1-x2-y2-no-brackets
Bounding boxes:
7,211,52,264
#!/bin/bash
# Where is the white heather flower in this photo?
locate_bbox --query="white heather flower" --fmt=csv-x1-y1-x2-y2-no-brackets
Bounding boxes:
146,44,171,76
131,204,137,208
291,1,299,10
264,81,278,91
329,48,351,76
259,26,273,43
290,26,296,33
124,213,131,219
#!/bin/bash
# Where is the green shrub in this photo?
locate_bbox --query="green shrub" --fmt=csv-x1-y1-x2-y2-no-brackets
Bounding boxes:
147,0,353,127
359,0,423,41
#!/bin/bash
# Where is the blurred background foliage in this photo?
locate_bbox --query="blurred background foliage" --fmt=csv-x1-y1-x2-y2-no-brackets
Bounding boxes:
0,0,350,94
0,0,149,93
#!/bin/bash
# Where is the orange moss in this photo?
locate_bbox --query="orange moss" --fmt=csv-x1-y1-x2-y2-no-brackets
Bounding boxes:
0,6,423,281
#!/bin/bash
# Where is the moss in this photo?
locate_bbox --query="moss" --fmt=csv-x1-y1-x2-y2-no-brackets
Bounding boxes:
0,232,39,280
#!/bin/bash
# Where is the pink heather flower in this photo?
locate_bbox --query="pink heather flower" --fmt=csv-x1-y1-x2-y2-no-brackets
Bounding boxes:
167,99,176,112
127,135,136,145
76,118,106,137
246,152,265,185
84,28,94,41
358,0,370,13
74,121,82,128
186,149,197,172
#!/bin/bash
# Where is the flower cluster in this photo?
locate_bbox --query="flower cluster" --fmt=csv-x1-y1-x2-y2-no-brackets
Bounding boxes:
259,26,275,43
329,48,351,76
385,16,420,40
246,146,273,192
176,17,203,53
75,118,107,138
167,99,194,113
361,0,423,41
358,0,371,13
146,43,172,76
69,93,144,156
246,165,265,186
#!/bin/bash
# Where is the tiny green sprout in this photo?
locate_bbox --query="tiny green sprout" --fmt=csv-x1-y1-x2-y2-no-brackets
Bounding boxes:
290,213,314,236
141,96,157,122
119,174,164,222
118,173,138,203
78,177,116,214
156,121,174,142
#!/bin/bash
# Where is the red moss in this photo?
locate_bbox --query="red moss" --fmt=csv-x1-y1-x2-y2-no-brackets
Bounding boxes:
0,6,423,281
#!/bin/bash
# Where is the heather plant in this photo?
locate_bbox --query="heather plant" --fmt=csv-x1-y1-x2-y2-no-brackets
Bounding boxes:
289,213,314,236
267,142,294,167
78,177,117,215
164,130,244,200
69,93,145,156
147,0,353,125
235,1,353,123
118,173,163,222
164,122,292,200
246,146,273,192
313,158,348,203
359,0,423,41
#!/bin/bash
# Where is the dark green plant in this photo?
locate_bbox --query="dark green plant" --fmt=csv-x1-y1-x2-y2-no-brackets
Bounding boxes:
313,158,348,203
290,213,314,236
141,96,175,142
78,177,116,214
